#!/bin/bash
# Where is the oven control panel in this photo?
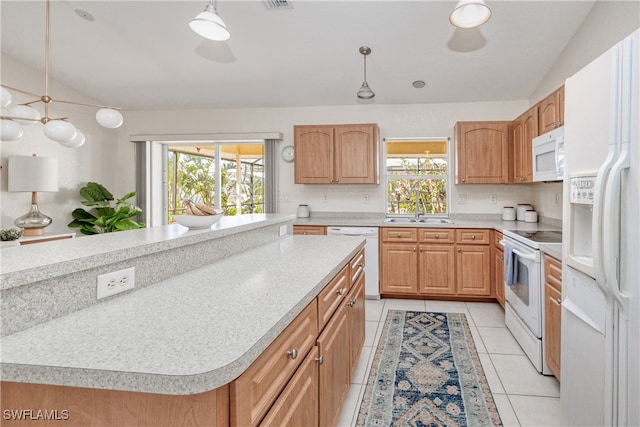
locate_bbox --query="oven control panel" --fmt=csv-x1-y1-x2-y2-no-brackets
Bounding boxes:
570,175,596,205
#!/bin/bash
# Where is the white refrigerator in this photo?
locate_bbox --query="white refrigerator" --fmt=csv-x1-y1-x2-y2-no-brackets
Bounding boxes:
561,29,639,426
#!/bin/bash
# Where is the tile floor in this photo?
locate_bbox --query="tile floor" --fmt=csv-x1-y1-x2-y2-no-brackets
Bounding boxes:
335,298,562,427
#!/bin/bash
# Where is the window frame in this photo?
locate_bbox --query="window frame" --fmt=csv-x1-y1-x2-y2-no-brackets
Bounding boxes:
383,137,451,218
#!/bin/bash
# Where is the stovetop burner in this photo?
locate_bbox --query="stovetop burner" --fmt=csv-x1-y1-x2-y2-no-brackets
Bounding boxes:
510,230,562,243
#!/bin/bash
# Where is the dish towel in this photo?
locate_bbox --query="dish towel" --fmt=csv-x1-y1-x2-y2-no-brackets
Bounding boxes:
504,243,519,286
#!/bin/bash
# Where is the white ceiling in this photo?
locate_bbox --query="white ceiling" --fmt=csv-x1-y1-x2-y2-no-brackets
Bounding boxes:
1,1,596,111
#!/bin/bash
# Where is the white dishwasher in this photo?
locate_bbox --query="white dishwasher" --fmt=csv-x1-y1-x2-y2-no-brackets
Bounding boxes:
327,227,379,299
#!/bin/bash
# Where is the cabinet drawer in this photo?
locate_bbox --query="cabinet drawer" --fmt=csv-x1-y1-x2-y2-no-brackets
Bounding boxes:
349,248,365,285
418,228,455,244
230,302,318,427
544,255,562,292
494,231,504,249
381,227,417,242
317,265,350,331
456,229,490,245
293,225,326,235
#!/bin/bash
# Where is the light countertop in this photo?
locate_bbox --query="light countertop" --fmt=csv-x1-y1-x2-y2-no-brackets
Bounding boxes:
1,234,365,395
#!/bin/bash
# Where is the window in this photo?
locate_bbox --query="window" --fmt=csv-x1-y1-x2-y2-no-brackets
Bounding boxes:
167,143,264,223
385,138,449,216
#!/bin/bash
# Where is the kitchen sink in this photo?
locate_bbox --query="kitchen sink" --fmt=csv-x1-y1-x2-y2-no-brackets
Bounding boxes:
383,218,454,224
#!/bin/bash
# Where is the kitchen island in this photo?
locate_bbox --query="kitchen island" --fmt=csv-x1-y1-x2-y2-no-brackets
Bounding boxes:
1,215,366,426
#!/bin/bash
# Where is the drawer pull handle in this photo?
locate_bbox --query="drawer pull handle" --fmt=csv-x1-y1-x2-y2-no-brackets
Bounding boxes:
336,288,346,296
347,299,356,307
315,355,324,365
287,348,298,360
556,299,562,305
358,263,365,268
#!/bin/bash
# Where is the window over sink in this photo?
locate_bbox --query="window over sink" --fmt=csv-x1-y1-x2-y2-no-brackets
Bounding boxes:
385,138,449,216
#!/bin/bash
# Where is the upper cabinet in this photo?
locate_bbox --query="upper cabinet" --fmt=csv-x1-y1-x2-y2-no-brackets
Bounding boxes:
455,121,510,184
512,105,538,183
294,124,379,184
538,86,565,134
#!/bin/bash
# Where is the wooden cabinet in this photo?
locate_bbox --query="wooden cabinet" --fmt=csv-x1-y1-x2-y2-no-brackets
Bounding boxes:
455,121,510,184
260,347,319,427
294,124,379,184
544,254,562,381
18,232,75,245
230,302,319,426
492,231,505,308
538,86,564,134
380,242,418,294
317,301,351,427
317,265,349,331
455,229,491,297
512,106,538,183
418,244,456,295
346,269,366,376
293,225,327,235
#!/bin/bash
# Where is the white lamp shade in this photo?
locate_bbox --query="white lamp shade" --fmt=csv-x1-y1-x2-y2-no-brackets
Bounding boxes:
7,104,42,125
357,82,375,99
0,119,24,141
44,120,77,143
450,0,492,28
189,5,231,41
96,108,124,128
0,86,12,108
58,129,86,148
8,156,59,192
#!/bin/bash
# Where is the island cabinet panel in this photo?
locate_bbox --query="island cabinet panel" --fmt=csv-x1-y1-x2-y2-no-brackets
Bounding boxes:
230,302,318,427
317,301,351,427
293,225,327,235
259,347,319,427
455,121,510,184
347,269,366,374
0,381,229,427
317,265,349,331
294,124,379,184
349,248,365,285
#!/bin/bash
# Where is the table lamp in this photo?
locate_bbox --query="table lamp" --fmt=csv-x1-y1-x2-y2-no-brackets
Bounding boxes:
8,154,59,236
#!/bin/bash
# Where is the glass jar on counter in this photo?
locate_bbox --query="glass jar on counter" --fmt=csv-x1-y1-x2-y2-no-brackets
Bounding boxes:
516,204,533,221
502,206,516,221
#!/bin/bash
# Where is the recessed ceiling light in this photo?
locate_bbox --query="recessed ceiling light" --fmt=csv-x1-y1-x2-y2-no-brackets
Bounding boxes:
412,80,426,89
75,9,95,21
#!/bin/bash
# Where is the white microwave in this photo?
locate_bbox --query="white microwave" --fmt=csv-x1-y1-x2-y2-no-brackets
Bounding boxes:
532,126,564,182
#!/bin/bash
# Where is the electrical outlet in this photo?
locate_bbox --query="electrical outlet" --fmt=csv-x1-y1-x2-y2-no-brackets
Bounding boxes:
278,193,289,202
554,193,560,207
363,194,369,204
489,194,497,204
97,267,135,299
457,194,467,204
279,224,288,236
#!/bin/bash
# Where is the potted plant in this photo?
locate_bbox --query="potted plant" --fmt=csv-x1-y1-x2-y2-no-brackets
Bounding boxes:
68,182,145,235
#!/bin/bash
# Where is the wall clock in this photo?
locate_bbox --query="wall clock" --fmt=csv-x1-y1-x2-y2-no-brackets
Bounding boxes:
281,145,295,162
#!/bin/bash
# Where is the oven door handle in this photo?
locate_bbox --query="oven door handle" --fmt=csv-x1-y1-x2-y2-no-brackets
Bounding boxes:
511,248,536,261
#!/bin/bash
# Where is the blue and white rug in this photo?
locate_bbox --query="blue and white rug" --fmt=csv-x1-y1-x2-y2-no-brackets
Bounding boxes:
356,310,502,426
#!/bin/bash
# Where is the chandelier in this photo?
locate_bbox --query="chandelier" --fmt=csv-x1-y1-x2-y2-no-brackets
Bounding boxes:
0,0,123,148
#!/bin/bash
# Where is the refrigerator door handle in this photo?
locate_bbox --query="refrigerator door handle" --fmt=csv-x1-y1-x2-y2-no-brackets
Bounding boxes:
592,145,616,299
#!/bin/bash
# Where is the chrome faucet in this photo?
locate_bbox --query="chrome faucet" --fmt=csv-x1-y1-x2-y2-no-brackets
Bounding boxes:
414,190,423,220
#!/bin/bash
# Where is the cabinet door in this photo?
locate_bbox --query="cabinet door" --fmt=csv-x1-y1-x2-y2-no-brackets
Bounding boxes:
380,243,418,294
334,124,379,184
455,121,510,184
493,247,505,307
259,347,319,427
347,271,366,375
538,88,563,134
317,303,351,427
511,116,524,183
418,244,456,295
456,245,491,296
521,106,538,182
294,126,334,184
545,283,562,380
293,225,327,235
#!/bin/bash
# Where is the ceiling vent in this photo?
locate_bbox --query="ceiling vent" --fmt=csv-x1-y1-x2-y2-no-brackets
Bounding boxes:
263,0,292,10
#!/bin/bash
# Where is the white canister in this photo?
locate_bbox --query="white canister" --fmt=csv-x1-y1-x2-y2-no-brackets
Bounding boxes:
524,210,538,223
297,204,310,218
502,206,516,221
516,204,533,221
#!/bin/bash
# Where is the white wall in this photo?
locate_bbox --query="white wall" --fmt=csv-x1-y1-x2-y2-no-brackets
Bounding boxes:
0,55,121,234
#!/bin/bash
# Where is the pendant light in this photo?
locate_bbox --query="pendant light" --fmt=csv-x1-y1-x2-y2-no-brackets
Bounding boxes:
189,0,231,41
0,0,123,147
357,46,375,100
449,0,492,29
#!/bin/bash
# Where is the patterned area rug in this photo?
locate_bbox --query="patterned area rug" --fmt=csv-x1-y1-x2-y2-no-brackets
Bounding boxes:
356,311,502,427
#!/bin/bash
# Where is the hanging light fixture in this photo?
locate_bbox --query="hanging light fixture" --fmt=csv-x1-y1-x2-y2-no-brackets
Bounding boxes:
189,0,231,41
449,0,492,29
357,46,375,100
0,0,123,147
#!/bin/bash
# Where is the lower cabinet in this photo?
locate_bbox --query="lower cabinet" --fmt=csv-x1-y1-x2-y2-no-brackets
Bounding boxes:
347,271,366,374
293,225,327,235
418,244,456,295
380,243,418,294
544,254,562,381
455,245,491,296
493,232,505,308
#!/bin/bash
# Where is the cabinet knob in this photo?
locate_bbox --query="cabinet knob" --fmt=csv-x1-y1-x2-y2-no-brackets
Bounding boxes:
286,348,298,360
462,179,466,183
520,177,525,181
303,232,307,235
471,235,476,240
419,247,424,252
315,355,324,365
336,288,346,296
347,299,356,307
457,248,462,253
435,234,440,239
358,263,365,268
413,247,416,252
335,179,340,183
556,299,562,305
